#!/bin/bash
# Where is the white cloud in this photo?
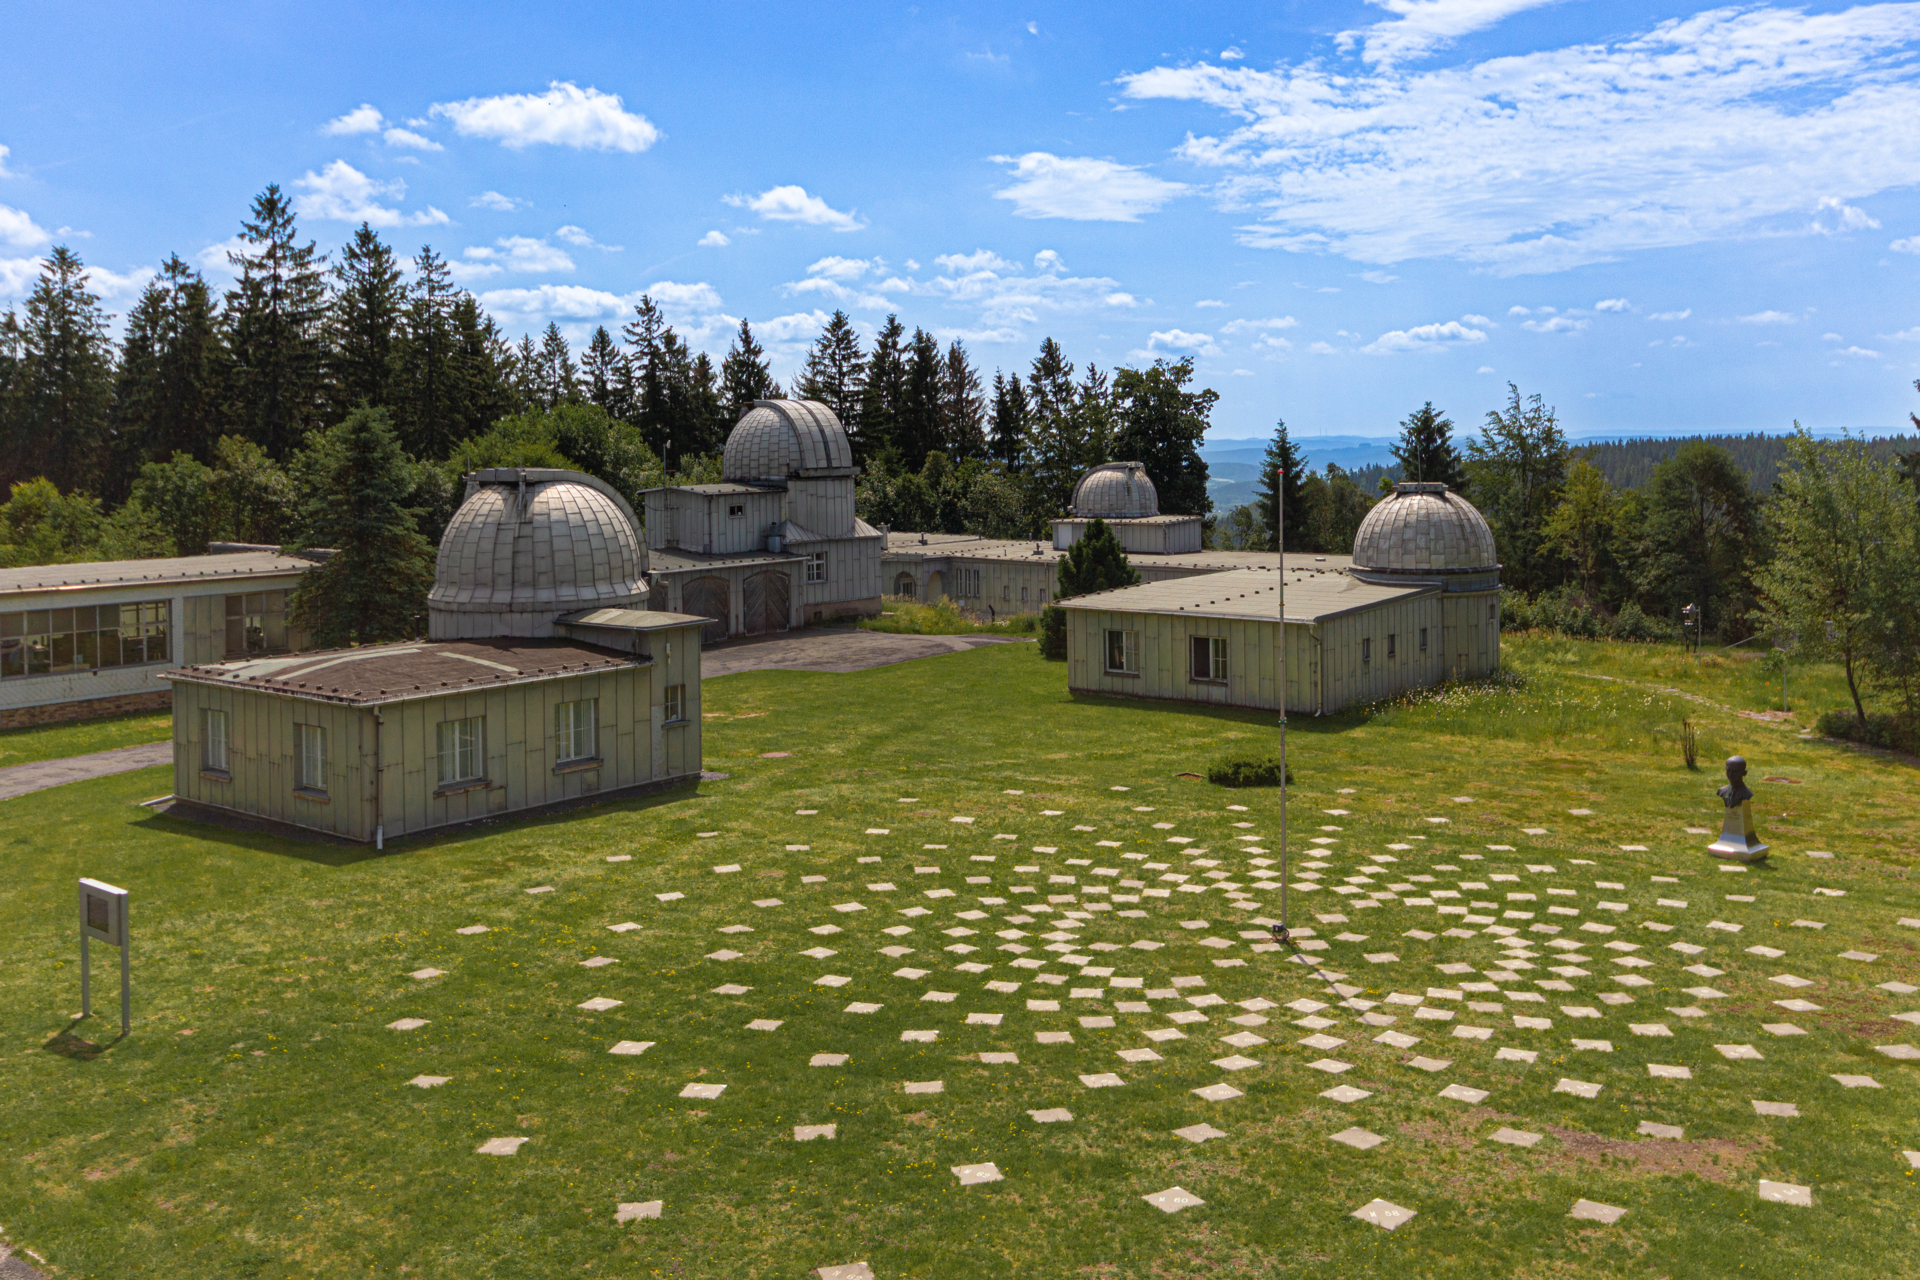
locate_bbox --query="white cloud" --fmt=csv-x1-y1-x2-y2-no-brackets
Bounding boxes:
939,249,1019,275
1195,298,1226,307
1507,305,1532,315
1832,344,1881,357
1309,340,1341,354
645,280,725,313
1220,45,1245,60
1893,235,1920,253
383,128,442,152
0,257,41,297
1359,269,1398,284
1595,297,1630,311
1460,312,1493,326
1342,0,1564,66
1737,309,1796,325
0,204,50,250
1221,315,1298,333
1122,6,1920,274
470,190,525,211
1477,364,1495,372
87,264,155,300
1522,314,1588,333
1362,318,1488,353
555,225,620,250
293,160,449,228
432,82,660,152
1884,325,1920,341
0,145,14,178
1033,249,1065,272
325,104,384,135
698,229,731,248
1808,195,1879,234
479,284,637,324
1104,292,1138,307
1649,308,1691,321
724,184,865,232
1824,332,1845,341
451,236,577,281
806,255,881,281
757,309,832,343
990,152,1187,222
195,235,251,274
1146,328,1219,356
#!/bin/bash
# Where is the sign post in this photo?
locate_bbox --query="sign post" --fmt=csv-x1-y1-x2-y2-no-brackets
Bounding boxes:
78,878,129,1036
1275,467,1290,945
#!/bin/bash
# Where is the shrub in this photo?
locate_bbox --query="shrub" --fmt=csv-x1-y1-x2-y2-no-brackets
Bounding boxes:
1206,754,1294,788
1815,708,1918,755
1038,605,1067,660
1501,587,1680,643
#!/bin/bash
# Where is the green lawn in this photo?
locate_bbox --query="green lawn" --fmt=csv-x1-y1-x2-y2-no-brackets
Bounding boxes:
0,709,171,770
1,636,1915,1278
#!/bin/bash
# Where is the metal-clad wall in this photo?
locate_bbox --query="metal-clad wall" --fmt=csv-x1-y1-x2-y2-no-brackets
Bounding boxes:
787,478,855,538
172,682,372,839
1440,591,1501,679
794,537,881,614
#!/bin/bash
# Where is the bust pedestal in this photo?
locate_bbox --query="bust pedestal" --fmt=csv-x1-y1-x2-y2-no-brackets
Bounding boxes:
1708,799,1769,864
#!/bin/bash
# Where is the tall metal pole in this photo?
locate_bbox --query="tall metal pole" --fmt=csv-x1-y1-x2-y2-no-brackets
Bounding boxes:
1277,465,1289,943
81,934,90,1018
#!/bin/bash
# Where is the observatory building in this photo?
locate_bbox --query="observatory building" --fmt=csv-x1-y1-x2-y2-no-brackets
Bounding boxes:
161,469,707,844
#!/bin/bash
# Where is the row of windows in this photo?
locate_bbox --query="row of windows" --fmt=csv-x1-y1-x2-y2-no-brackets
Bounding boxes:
0,601,171,679
1360,629,1429,663
226,590,292,658
1104,631,1228,684
204,690,690,795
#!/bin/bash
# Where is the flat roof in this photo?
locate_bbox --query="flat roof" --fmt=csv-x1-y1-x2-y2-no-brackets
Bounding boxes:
881,534,1352,573
0,551,316,599
1052,515,1202,526
163,637,645,707
651,548,794,571
1053,567,1432,624
558,608,711,631
642,483,775,496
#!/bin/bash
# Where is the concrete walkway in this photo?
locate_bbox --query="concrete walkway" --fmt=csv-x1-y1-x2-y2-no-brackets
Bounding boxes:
702,627,1027,678
0,740,172,802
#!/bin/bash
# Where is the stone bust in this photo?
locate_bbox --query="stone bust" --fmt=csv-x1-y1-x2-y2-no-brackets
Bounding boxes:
1716,756,1752,809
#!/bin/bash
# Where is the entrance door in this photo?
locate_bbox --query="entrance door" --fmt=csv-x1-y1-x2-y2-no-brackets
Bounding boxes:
894,572,916,600
743,569,791,635
682,576,731,646
926,570,946,601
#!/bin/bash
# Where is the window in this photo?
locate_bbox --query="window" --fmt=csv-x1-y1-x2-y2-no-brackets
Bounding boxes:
1105,629,1139,674
0,600,170,680
1387,634,1397,659
1419,627,1428,653
1362,637,1372,663
956,567,980,596
728,503,745,518
1488,603,1496,620
296,723,328,793
805,551,827,583
1189,636,1227,683
436,717,482,787
203,709,229,773
225,591,290,657
1020,586,1029,603
555,700,597,763
664,683,686,723
1002,586,1011,602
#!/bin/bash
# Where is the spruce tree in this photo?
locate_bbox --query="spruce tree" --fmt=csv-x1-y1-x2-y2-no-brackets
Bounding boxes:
720,319,776,425
225,186,328,459
289,406,435,646
942,341,986,460
328,223,403,423
859,314,907,464
1056,517,1140,598
795,310,865,431
396,246,458,457
537,323,579,409
898,326,944,471
1023,338,1086,519
449,293,515,440
1391,401,1465,489
510,335,543,415
988,371,1028,470
1113,357,1216,519
1253,418,1307,552
4,247,116,495
109,254,226,498
622,297,672,454
581,325,627,420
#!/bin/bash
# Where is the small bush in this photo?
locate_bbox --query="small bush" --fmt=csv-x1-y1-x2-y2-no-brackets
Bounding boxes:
1501,588,1680,643
1038,605,1067,660
1815,708,1918,754
1207,754,1294,788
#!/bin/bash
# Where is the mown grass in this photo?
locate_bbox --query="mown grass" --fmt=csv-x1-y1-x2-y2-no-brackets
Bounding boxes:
0,708,172,770
0,637,1915,1279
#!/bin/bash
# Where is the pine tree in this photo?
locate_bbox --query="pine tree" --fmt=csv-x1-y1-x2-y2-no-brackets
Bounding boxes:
510,335,543,413
328,223,403,422
1112,357,1216,519
225,186,328,459
859,314,908,464
288,406,435,646
988,371,1028,470
581,325,627,420
795,310,865,431
108,254,226,498
622,297,672,454
1391,401,1465,489
1253,418,1307,552
675,347,725,460
942,341,986,460
449,293,514,442
1024,338,1086,518
1056,517,1140,597
395,246,458,458
720,319,775,425
897,326,944,471
537,323,578,409
2,247,116,495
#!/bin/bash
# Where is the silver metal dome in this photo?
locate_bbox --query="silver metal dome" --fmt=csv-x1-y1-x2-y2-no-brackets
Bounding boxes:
1351,482,1497,575
429,468,648,639
1071,462,1158,518
722,399,854,482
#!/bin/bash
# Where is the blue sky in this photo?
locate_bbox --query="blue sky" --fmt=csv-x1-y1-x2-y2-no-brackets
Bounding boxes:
3,0,1919,443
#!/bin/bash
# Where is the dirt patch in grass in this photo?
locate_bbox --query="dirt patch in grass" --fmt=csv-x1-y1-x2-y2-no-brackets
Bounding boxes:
1400,1108,1770,1184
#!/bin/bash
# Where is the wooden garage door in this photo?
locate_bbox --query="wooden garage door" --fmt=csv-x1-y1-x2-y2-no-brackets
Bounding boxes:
682,576,731,646
743,570,790,635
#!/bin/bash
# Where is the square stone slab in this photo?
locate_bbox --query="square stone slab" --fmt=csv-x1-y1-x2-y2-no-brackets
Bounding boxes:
1351,1199,1417,1230
1489,1127,1543,1148
1638,1121,1685,1139
1831,1074,1881,1088
456,925,490,935
1175,1122,1227,1143
1374,1030,1420,1049
1406,1056,1452,1073
904,1080,945,1094
1439,1084,1490,1103
1716,1044,1763,1060
407,1074,451,1088
747,1019,783,1032
1330,1127,1385,1150
388,1018,429,1031
1028,1108,1073,1123
1647,1064,1691,1080
706,950,743,962
1221,1031,1268,1049
1036,1031,1074,1045
1321,1084,1372,1102
1757,1180,1812,1207
476,1137,528,1155
845,1002,883,1014
1143,1186,1206,1214
816,1264,873,1280
711,985,751,997
680,1082,726,1100
1300,1033,1347,1051
1079,1072,1126,1088
578,997,623,1012
1213,1054,1261,1071
410,968,446,980
1307,1058,1354,1074
1193,1083,1245,1101
615,1200,663,1223
1752,1100,1799,1117
1117,1048,1163,1064
980,1051,1019,1064
1555,1078,1604,1098
1569,1199,1627,1224
1874,1045,1920,1061
795,1124,836,1141
608,1040,655,1056
1495,1048,1538,1064
951,1162,1004,1186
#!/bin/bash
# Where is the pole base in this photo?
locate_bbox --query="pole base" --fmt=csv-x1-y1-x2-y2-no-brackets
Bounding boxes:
1707,841,1768,864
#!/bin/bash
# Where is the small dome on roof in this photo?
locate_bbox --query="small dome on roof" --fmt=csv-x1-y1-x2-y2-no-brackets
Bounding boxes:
1071,462,1158,518
429,469,647,638
1351,481,1498,575
722,399,854,482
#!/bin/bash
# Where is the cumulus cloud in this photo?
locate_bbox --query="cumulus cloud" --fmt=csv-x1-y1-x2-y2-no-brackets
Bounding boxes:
0,144,14,178
555,225,620,250
470,190,525,211
806,256,881,281
1121,5,1920,274
383,128,442,152
1361,318,1488,353
725,184,865,231
0,203,51,250
1649,308,1691,321
0,257,42,297
1342,0,1565,66
1219,45,1245,60
294,160,449,228
1893,234,1920,253
645,280,726,312
195,235,251,274
450,236,577,281
1195,298,1226,307
325,104,384,135
1885,325,1920,342
1220,315,1298,333
1737,309,1797,325
1522,314,1588,333
1477,364,1495,372
699,229,731,247
775,245,1133,336
1309,340,1341,355
432,82,660,152
1595,297,1630,312
756,309,832,343
1033,249,1065,271
1146,328,1219,356
1460,312,1494,326
1359,269,1398,284
991,153,1187,222
1808,195,1879,234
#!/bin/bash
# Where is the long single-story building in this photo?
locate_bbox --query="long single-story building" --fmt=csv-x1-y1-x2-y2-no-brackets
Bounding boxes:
0,548,318,728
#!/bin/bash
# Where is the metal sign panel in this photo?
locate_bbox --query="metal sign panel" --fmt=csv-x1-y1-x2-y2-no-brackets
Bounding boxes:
79,878,127,947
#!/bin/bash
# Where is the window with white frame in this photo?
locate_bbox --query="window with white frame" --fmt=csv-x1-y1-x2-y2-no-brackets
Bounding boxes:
436,717,483,787
296,723,328,793
805,551,827,583
1105,629,1139,674
664,683,686,723
555,700,597,763
1362,637,1372,663
1387,633,1397,659
1189,636,1227,682
203,708,229,773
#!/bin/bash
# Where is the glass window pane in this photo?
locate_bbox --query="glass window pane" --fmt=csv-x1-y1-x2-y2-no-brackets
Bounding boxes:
1,639,22,678
50,608,73,634
0,613,20,639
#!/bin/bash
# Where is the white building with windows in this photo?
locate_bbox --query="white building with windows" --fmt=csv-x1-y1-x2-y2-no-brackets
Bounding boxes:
161,469,707,844
642,399,883,643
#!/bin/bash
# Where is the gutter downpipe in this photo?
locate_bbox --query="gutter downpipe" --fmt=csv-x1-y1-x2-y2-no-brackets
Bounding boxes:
374,708,385,850
1311,626,1325,717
